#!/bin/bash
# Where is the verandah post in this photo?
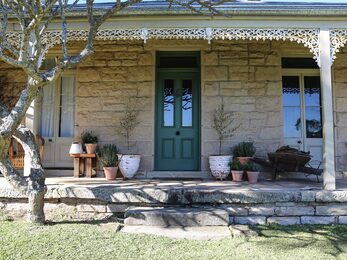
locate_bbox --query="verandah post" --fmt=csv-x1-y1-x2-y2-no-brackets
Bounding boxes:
319,28,336,190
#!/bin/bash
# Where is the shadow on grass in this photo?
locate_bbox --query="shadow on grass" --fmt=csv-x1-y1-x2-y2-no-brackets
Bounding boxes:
254,224,347,258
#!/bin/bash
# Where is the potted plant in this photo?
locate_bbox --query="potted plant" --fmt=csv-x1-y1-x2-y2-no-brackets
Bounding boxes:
233,142,256,165
243,161,260,184
229,158,243,182
97,144,119,180
117,101,140,179
209,102,239,181
81,131,98,154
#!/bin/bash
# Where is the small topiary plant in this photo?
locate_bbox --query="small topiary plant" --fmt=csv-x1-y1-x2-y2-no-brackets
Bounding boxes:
81,131,98,144
233,142,256,157
243,161,259,172
229,159,243,171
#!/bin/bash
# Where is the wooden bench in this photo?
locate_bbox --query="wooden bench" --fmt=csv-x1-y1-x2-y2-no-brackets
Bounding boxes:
70,153,97,178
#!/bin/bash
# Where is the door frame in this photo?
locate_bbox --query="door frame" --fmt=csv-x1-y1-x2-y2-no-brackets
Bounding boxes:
154,51,201,171
282,69,322,152
34,71,76,168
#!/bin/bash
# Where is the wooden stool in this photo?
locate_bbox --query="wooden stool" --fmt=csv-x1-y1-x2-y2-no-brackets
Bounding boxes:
70,153,97,178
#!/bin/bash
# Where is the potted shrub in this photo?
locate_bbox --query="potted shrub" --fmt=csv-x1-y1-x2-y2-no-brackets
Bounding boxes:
81,131,98,154
233,142,256,165
229,159,243,182
117,101,140,179
209,102,239,181
97,144,119,180
243,161,260,184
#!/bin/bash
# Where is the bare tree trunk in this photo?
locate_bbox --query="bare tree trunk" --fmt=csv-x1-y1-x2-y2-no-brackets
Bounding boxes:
0,127,46,224
15,127,46,224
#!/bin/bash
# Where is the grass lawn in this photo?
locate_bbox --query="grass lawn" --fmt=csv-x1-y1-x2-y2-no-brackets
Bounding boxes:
1,220,347,260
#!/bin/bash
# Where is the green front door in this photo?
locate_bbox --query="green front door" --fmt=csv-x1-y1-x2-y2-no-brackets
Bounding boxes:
155,71,200,171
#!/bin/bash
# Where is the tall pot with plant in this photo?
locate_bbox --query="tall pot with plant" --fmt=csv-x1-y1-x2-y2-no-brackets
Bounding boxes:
233,142,256,165
117,101,141,179
97,144,119,180
209,102,239,180
81,131,98,154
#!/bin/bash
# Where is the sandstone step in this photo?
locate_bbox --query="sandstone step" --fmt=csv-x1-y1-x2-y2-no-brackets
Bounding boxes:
124,207,229,227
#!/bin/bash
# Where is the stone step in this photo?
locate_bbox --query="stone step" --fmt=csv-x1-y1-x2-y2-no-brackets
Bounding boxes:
124,207,229,227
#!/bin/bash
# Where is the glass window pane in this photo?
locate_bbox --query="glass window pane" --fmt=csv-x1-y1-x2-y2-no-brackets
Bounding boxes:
164,79,174,127
282,76,301,106
40,82,55,137
304,76,321,107
182,80,193,127
283,107,302,138
305,107,322,138
59,76,75,137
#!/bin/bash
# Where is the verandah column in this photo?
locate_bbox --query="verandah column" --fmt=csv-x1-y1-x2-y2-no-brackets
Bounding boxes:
319,28,336,190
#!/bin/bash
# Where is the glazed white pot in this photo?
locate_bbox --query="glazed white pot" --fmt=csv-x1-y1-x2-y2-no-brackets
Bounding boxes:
119,155,141,179
209,155,232,181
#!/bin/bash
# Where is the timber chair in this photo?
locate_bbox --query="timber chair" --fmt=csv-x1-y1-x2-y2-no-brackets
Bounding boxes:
8,135,45,169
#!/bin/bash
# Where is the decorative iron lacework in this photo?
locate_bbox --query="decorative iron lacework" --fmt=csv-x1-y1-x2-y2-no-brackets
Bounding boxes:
330,29,347,62
6,28,320,64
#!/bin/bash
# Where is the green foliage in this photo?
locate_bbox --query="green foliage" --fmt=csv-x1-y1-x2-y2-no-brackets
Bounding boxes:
81,131,98,144
229,158,243,171
233,142,256,157
97,144,119,167
243,161,259,172
117,100,140,151
212,102,239,155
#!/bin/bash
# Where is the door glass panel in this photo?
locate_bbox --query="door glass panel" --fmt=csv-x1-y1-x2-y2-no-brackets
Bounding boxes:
59,76,75,137
182,79,193,127
305,107,322,138
304,76,321,106
163,79,174,127
283,107,302,138
40,82,55,137
282,76,301,106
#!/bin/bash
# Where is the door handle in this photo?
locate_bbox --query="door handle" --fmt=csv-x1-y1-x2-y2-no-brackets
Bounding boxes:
297,140,302,144
48,139,53,142
175,131,180,136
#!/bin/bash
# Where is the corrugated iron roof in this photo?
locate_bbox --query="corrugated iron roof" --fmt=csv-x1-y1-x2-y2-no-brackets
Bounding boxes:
66,1,347,17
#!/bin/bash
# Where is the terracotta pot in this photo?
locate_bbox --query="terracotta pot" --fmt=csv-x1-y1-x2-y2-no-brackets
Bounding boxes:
119,155,141,179
85,143,97,154
231,170,244,182
247,171,260,184
209,155,232,181
236,157,252,165
104,167,118,180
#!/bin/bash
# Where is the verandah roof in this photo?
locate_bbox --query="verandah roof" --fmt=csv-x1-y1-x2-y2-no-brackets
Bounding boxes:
66,0,347,17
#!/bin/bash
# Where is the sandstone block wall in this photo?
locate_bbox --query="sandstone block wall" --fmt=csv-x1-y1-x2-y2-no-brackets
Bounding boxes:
201,40,283,171
333,46,347,172
75,40,154,172
0,62,26,110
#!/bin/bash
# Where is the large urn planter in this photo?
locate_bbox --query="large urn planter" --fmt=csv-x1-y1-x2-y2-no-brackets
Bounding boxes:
209,155,232,181
103,167,118,180
119,155,141,179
